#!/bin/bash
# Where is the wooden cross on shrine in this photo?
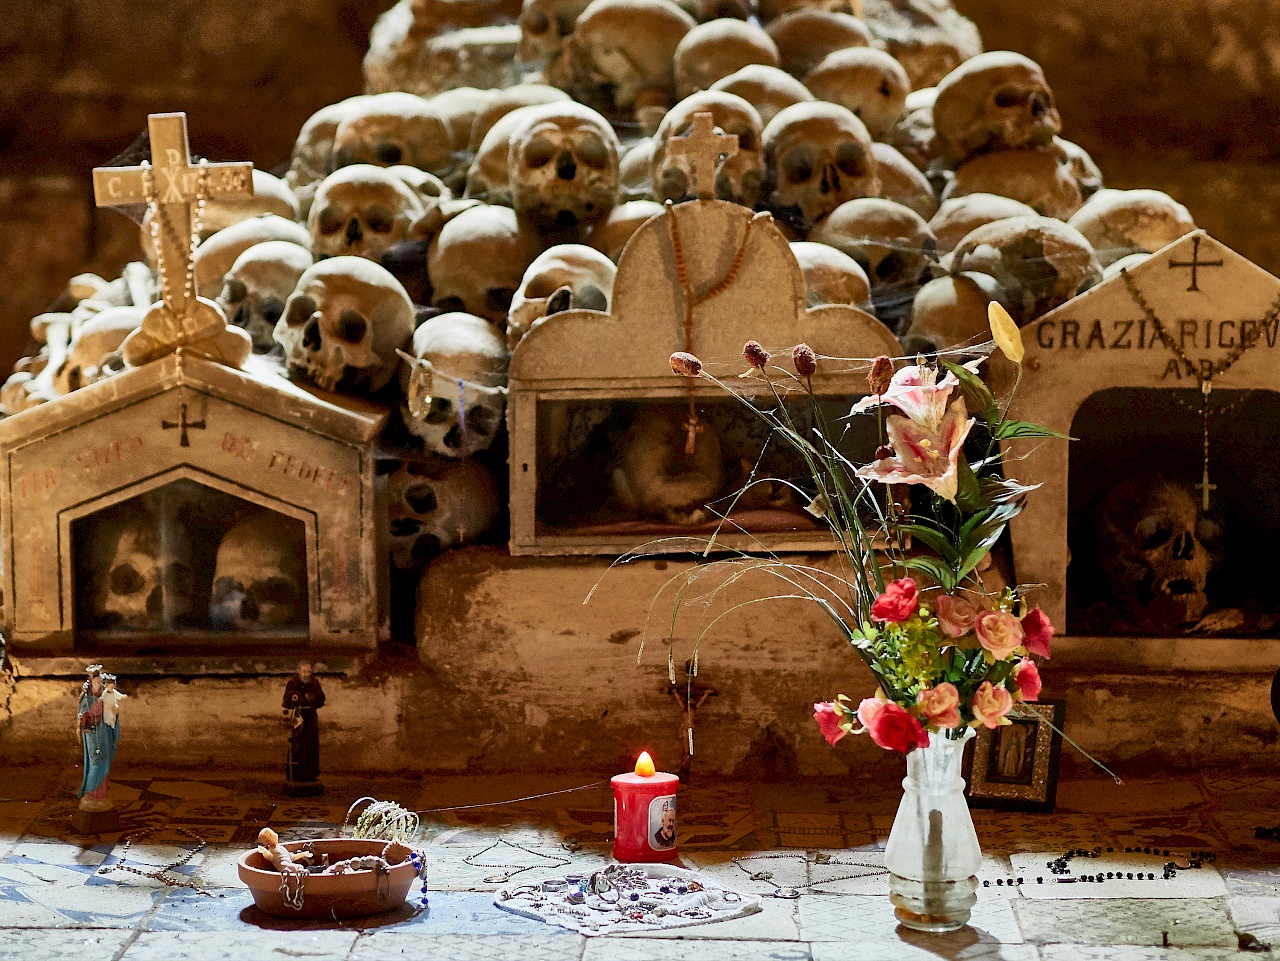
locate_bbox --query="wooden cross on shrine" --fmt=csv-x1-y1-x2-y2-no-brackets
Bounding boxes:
92,112,255,368
1168,234,1224,293
666,112,739,200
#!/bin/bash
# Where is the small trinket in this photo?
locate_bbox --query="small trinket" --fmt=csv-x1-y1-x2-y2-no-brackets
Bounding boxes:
774,886,801,899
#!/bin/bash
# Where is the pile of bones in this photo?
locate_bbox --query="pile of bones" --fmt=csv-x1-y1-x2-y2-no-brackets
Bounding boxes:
0,0,1200,574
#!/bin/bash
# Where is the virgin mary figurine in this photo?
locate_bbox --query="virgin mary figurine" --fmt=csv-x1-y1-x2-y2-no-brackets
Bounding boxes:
76,665,123,812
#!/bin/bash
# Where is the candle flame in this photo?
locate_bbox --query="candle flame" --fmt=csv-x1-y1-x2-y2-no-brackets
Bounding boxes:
634,752,656,777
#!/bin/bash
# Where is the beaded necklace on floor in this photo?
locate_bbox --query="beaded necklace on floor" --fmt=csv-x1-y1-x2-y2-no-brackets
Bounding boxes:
983,845,1217,889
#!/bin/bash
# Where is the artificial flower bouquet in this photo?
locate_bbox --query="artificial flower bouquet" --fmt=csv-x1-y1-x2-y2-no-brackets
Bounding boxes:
669,303,1065,756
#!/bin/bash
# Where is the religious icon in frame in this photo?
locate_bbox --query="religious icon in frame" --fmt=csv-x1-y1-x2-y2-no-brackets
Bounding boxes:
966,701,1065,812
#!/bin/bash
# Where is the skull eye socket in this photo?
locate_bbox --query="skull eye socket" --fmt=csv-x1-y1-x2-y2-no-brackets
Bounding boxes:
375,143,404,165
523,136,557,169
486,287,516,314
283,294,317,328
466,404,498,436
730,127,756,152
1136,516,1173,551
253,577,300,605
522,8,551,33
781,148,814,184
424,397,454,424
404,481,439,514
434,295,466,313
260,297,285,327
337,309,368,343
109,563,145,597
221,279,248,304
575,137,610,170
366,206,395,233
65,365,83,392
994,87,1027,109
836,141,869,177
318,207,345,235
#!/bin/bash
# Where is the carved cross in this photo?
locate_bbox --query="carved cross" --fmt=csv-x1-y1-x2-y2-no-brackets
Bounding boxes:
666,112,739,201
161,400,207,447
1168,235,1224,293
92,113,253,336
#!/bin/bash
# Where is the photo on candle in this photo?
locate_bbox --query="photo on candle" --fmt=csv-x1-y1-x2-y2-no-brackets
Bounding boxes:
649,795,677,851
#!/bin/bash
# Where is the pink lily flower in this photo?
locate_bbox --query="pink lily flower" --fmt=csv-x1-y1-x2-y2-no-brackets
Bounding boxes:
856,397,975,502
850,360,982,429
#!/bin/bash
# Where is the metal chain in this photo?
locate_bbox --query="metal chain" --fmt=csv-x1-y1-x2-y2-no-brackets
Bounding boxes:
97,826,211,895
731,851,887,899
463,837,573,884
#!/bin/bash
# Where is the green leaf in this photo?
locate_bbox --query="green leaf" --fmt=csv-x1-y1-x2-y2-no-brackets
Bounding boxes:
954,457,984,513
893,523,959,564
902,556,957,591
994,419,1071,441
943,361,998,423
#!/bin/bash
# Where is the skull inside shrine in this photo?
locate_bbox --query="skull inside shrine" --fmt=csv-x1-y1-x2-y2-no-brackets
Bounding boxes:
994,231,1280,643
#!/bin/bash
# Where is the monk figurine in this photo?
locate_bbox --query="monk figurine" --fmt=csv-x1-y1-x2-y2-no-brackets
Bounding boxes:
283,661,326,797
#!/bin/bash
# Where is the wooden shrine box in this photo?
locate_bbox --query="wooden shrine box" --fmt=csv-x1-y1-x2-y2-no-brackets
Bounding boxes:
995,230,1280,669
0,352,388,656
507,199,902,556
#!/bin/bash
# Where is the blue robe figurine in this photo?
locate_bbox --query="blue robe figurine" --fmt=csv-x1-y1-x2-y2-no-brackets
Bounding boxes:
77,671,120,808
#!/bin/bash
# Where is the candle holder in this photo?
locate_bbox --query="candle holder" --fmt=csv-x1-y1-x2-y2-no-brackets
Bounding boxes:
611,752,679,863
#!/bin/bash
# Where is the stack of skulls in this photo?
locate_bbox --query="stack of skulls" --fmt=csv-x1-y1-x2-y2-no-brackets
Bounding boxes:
0,0,1199,568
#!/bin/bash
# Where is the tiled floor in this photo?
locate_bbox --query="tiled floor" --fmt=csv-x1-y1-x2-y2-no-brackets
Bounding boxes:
0,765,1276,960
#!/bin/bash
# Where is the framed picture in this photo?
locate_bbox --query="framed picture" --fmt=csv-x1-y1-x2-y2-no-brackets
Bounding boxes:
966,701,1065,812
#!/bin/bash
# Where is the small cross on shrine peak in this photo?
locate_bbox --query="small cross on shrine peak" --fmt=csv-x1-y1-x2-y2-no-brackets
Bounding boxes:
92,113,255,369
666,112,739,201
1168,234,1224,293
161,399,207,448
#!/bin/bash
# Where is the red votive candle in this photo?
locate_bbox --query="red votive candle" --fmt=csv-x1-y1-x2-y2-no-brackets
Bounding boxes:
612,751,679,863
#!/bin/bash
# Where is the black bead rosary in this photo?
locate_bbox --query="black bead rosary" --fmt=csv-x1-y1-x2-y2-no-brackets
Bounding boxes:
981,845,1217,888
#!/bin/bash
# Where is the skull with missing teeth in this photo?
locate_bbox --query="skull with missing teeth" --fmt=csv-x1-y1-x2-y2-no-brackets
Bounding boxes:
276,257,416,395
401,311,509,458
218,242,315,354
763,101,878,235
308,164,425,262
510,102,620,240
386,457,503,569
507,244,615,349
210,513,307,632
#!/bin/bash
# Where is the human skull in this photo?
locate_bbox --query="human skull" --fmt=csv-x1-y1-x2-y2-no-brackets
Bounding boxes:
804,47,910,141
559,0,695,122
790,240,871,310
192,215,312,300
762,101,878,235
197,169,300,240
385,456,503,569
308,165,426,262
809,198,936,295
652,92,764,207
944,145,1083,220
871,142,937,219
518,0,593,64
1067,188,1196,268
331,92,455,177
509,102,620,241
886,92,939,174
465,105,542,205
588,199,665,260
92,514,196,631
210,513,307,632
756,0,859,23
949,214,1102,324
928,193,1037,256
673,19,780,99
1097,473,1220,630
709,63,813,127
1056,137,1104,201
287,95,375,218
901,272,1006,355
276,257,416,394
468,84,572,151
932,51,1061,167
52,305,145,394
765,9,871,79
611,405,724,525
507,244,616,348
427,204,544,323
400,311,509,457
386,165,452,213
218,242,315,354
618,138,657,200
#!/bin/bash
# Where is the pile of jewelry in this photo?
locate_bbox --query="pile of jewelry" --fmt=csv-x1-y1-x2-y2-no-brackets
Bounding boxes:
495,863,760,936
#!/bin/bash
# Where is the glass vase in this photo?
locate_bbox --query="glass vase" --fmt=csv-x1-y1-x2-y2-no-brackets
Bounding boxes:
883,728,982,932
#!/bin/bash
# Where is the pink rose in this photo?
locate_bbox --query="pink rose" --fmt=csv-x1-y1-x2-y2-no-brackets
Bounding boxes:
936,595,978,638
872,578,919,624
971,681,1013,729
1021,607,1054,659
975,610,1024,660
813,701,848,746
863,699,930,754
1012,658,1042,702
856,696,884,731
916,683,961,729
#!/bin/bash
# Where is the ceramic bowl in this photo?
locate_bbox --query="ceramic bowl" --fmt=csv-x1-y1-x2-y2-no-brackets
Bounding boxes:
237,838,419,919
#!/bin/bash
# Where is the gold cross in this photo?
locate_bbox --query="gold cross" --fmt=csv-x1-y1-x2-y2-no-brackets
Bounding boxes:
92,113,253,322
666,112,739,201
